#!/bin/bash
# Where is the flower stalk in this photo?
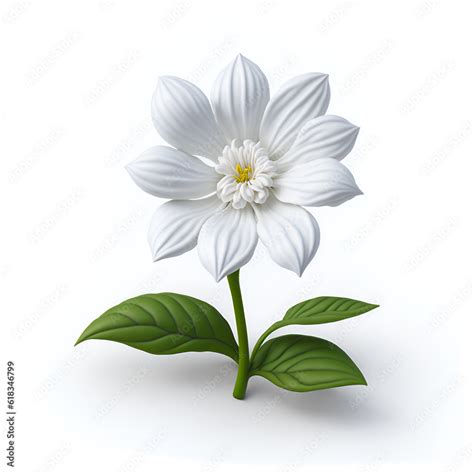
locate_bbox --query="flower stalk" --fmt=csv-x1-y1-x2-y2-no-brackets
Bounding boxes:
227,270,250,400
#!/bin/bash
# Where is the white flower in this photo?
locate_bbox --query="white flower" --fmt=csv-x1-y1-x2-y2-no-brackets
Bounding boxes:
127,54,362,281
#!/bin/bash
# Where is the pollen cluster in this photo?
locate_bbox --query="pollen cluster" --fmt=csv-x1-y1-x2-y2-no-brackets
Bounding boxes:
234,164,253,183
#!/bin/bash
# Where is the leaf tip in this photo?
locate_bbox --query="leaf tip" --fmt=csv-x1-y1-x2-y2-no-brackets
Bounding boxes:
74,331,88,347
357,371,368,386
365,303,380,313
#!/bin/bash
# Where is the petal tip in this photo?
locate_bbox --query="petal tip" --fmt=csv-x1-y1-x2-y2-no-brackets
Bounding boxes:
283,258,312,278
148,238,164,262
157,75,173,84
204,264,226,282
124,161,136,178
156,75,181,92
296,258,312,277
306,72,329,82
288,263,306,278
234,53,252,64
156,76,168,89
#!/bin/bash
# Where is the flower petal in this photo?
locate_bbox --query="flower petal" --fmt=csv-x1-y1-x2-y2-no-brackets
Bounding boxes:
274,158,362,207
277,115,360,170
148,196,224,261
252,195,320,276
198,206,257,281
151,76,226,160
126,146,219,199
259,73,330,159
211,54,270,143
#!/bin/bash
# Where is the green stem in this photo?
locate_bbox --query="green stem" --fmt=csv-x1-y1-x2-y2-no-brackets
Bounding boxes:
249,321,280,364
227,270,249,400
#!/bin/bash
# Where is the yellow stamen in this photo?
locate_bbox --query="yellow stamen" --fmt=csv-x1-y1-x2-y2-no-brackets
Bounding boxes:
234,163,253,183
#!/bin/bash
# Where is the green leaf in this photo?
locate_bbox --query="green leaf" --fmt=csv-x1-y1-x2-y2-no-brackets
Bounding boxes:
284,296,379,325
76,293,238,362
250,297,379,362
250,335,366,392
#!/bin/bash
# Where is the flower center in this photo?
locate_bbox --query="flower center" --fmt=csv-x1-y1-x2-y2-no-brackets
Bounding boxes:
215,139,277,209
234,163,253,183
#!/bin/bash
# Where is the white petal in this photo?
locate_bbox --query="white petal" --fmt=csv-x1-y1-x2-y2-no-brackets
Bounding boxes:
259,73,330,158
151,76,226,160
126,146,219,199
198,206,257,281
277,115,360,170
148,196,223,261
240,184,254,202
274,158,362,207
252,195,320,276
211,54,270,142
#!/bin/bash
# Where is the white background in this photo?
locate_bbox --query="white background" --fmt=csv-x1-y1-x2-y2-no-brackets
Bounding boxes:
1,0,473,472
